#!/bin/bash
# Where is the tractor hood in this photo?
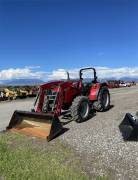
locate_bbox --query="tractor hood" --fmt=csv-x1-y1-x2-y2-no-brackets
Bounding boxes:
40,80,80,89
40,80,65,89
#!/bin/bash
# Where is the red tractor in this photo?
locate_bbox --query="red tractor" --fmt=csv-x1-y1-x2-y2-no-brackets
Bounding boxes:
7,68,110,141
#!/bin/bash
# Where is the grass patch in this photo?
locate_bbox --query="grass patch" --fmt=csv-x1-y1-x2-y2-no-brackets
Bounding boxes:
0,132,87,180
0,132,112,180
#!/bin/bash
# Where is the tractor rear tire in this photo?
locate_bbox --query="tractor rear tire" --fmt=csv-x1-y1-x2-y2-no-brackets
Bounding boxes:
94,87,110,112
71,96,90,123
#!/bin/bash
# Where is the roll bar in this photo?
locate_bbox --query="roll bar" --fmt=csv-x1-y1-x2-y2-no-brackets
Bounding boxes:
79,67,97,82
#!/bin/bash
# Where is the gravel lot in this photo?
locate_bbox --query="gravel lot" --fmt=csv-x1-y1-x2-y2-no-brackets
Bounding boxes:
0,86,138,179
0,98,34,131
61,86,138,180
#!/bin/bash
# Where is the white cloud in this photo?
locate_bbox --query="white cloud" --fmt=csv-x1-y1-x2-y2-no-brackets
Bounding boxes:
96,67,138,79
0,66,138,81
48,67,138,80
48,69,69,80
0,67,46,80
47,68,80,80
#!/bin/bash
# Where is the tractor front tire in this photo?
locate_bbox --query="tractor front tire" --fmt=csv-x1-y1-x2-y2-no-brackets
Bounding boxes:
94,87,110,112
71,96,90,123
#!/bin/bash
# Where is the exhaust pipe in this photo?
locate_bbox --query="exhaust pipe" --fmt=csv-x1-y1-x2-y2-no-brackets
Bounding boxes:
7,110,63,141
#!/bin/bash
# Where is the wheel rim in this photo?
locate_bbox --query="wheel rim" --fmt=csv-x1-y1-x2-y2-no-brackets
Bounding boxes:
79,101,89,119
102,91,109,107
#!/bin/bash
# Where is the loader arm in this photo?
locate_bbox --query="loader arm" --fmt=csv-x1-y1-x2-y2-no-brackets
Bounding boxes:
54,86,64,116
7,83,64,141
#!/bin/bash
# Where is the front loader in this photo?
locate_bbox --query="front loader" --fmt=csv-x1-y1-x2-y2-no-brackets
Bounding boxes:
7,67,111,141
7,111,62,141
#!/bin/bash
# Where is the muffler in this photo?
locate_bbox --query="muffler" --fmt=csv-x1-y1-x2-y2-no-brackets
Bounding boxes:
7,110,63,141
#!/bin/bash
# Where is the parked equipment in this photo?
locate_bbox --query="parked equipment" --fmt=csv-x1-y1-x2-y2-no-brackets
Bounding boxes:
16,88,28,98
4,88,17,100
7,67,110,141
108,80,120,89
26,87,38,97
119,112,138,141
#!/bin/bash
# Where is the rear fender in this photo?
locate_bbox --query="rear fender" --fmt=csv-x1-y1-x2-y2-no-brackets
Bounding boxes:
89,83,100,101
89,83,108,101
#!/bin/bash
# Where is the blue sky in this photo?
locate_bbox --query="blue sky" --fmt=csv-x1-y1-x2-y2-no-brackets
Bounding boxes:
0,0,138,79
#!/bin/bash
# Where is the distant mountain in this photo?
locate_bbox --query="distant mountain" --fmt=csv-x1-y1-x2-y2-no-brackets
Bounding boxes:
100,77,138,82
0,76,138,86
0,79,44,86
119,77,138,82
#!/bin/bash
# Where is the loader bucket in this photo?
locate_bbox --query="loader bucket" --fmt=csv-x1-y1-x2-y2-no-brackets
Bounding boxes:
7,110,63,141
119,113,138,141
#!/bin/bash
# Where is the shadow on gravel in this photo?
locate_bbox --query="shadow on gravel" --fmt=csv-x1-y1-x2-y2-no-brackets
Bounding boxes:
60,105,115,124
60,109,97,125
103,104,114,112
119,114,138,141
60,112,73,125
82,110,96,123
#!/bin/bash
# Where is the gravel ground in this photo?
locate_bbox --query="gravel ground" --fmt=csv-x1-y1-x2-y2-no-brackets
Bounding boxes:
60,86,138,180
1,87,138,179
0,98,34,131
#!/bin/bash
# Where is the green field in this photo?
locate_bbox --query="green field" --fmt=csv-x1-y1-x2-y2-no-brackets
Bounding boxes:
0,132,110,180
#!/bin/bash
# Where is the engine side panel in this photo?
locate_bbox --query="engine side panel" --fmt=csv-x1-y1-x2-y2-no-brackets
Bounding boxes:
63,81,81,104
